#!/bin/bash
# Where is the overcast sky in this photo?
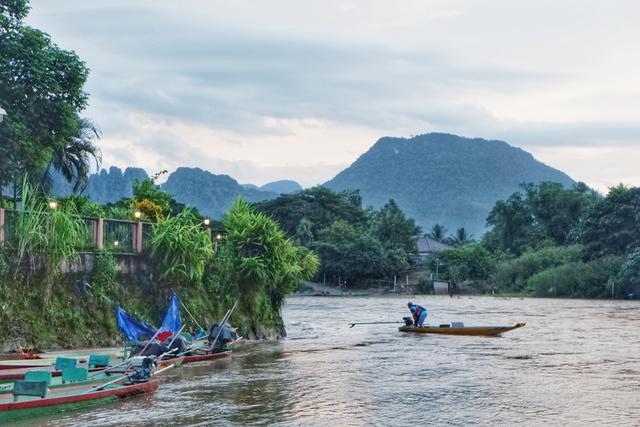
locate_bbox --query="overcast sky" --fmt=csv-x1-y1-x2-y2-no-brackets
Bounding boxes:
27,0,640,190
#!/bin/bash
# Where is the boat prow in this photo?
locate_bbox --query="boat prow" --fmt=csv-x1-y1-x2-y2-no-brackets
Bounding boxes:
399,322,526,336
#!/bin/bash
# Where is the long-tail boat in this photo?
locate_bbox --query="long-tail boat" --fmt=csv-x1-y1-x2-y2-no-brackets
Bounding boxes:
398,322,526,336
0,380,159,423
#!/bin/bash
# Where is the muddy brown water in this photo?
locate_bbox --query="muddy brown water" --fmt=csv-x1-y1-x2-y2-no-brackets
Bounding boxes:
20,296,640,426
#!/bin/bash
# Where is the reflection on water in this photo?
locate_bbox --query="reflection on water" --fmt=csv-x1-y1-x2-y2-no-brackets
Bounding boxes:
30,296,640,426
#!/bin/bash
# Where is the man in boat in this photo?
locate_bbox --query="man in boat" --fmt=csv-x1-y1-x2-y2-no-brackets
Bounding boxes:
407,301,427,327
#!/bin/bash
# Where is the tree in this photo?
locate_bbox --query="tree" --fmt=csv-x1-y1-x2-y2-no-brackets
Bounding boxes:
370,199,420,253
484,182,597,255
441,244,496,282
450,227,474,246
0,0,93,200
216,199,318,332
41,118,102,192
294,218,314,247
580,185,640,258
427,224,447,242
313,220,385,285
254,186,367,238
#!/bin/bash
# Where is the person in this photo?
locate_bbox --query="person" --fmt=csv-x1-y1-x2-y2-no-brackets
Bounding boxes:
407,301,427,327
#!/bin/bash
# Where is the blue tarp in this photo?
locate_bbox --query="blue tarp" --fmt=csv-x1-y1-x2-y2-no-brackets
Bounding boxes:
115,306,157,341
160,293,182,334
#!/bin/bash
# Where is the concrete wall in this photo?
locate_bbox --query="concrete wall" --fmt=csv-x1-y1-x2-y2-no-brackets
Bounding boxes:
61,252,153,276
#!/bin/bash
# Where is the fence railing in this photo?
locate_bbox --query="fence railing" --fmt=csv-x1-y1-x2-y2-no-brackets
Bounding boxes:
0,208,151,254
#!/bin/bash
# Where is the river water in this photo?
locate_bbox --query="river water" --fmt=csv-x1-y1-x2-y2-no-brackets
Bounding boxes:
29,296,640,426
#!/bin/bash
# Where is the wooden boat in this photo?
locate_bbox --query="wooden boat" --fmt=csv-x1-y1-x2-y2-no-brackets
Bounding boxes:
0,379,159,423
19,346,126,361
0,371,123,393
0,364,107,383
399,322,526,336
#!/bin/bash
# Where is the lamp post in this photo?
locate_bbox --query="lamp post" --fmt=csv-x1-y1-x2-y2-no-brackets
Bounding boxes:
203,218,212,242
133,211,142,253
215,233,222,252
48,200,58,210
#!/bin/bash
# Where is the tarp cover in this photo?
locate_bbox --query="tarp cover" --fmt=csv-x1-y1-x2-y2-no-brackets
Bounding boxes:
160,293,182,334
115,306,156,341
208,323,238,352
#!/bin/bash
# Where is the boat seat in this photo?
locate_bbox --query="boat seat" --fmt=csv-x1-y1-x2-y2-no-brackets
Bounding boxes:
61,367,88,383
54,357,77,371
24,370,52,385
451,322,464,328
12,380,48,402
88,354,110,368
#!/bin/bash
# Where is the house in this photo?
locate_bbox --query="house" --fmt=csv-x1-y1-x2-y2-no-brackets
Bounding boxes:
416,235,453,259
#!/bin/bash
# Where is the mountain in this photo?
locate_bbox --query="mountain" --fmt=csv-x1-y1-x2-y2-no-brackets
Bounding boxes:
324,133,575,236
161,167,278,219
259,180,303,194
51,166,148,204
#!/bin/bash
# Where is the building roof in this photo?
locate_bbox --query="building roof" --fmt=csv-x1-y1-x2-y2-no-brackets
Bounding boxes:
417,236,453,254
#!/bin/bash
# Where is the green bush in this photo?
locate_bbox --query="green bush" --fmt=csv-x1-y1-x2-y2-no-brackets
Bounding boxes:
91,251,119,295
150,209,212,283
527,256,622,298
441,243,497,282
491,244,583,292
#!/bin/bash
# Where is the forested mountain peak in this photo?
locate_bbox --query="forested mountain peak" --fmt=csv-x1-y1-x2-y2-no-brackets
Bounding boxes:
325,132,575,235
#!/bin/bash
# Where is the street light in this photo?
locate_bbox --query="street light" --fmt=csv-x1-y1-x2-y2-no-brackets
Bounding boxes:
203,218,210,226
214,233,222,251
134,211,142,220
48,200,58,209
0,107,6,123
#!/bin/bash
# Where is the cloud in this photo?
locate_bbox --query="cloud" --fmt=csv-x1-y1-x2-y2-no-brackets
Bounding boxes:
25,0,640,191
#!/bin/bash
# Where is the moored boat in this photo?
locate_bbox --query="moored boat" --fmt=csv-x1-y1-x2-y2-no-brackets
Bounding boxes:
0,379,159,423
399,322,526,336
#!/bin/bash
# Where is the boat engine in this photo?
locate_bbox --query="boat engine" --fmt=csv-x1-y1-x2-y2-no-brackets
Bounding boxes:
403,317,414,327
127,355,156,383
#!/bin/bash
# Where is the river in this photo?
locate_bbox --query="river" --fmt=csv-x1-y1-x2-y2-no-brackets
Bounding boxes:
29,296,640,426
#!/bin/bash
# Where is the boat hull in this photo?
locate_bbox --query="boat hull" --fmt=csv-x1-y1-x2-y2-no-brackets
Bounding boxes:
398,322,526,336
0,380,159,423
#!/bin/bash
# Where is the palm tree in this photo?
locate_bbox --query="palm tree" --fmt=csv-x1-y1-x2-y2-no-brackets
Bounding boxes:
42,117,102,193
427,224,447,242
451,227,474,246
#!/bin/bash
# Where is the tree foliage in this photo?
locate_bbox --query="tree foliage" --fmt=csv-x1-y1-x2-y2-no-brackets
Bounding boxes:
214,199,318,331
0,0,97,198
441,243,496,283
256,189,419,286
484,182,598,255
579,185,640,259
149,209,212,283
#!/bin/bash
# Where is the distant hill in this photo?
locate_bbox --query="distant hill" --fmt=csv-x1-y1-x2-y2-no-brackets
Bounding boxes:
241,180,303,194
324,133,575,236
51,166,148,204
259,180,303,194
51,167,281,218
161,167,278,219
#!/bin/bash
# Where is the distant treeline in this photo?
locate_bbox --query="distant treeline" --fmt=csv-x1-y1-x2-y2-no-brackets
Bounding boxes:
254,187,420,287
435,182,640,298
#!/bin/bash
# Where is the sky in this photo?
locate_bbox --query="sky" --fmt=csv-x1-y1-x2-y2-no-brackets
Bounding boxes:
27,0,640,190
